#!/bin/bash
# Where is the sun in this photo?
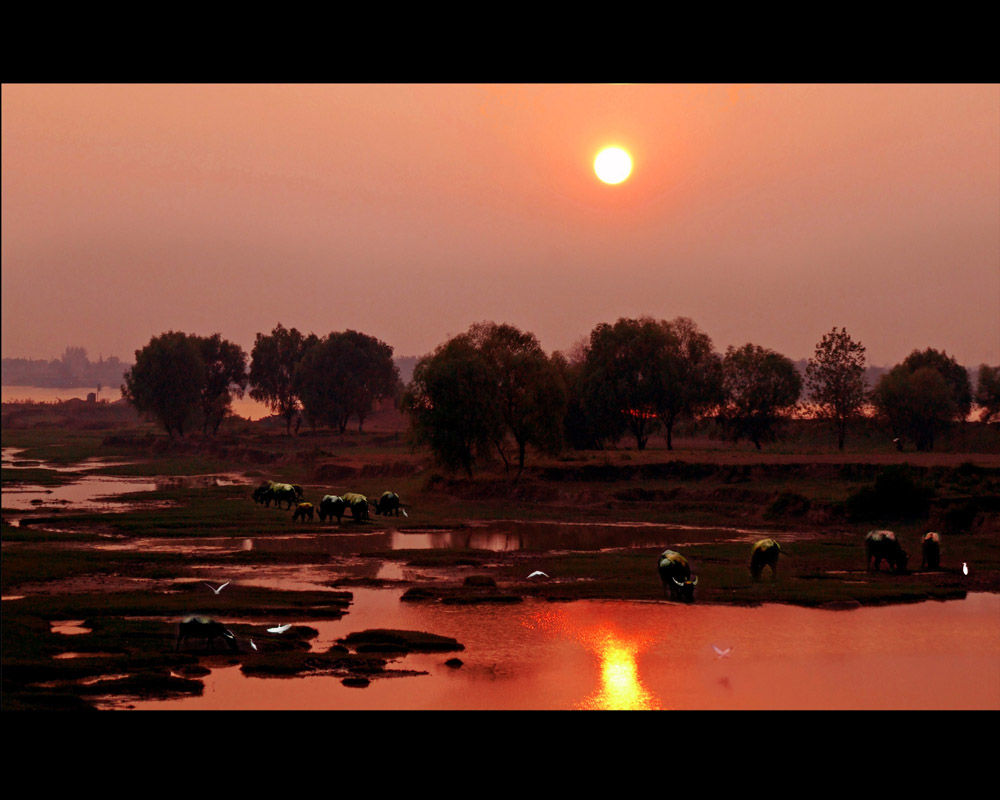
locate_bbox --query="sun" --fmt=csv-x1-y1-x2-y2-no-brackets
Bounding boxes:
594,146,632,184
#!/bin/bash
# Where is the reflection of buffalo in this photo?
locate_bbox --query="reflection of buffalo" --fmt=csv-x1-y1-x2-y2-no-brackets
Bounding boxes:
750,538,782,582
866,530,909,573
318,495,347,524
921,531,941,570
341,492,369,521
372,491,403,516
658,550,697,602
176,616,238,652
292,502,314,522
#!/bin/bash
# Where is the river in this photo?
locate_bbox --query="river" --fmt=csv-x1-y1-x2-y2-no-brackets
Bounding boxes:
4,448,999,710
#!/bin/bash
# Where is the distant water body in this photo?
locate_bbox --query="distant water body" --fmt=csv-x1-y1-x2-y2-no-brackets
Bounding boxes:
1,385,272,421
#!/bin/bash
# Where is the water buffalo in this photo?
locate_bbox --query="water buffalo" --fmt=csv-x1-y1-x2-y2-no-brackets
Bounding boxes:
866,530,909,573
658,549,698,602
176,616,239,652
372,491,403,516
750,538,782,582
266,483,299,509
341,492,370,521
292,502,314,522
921,531,941,570
252,480,275,504
318,495,347,523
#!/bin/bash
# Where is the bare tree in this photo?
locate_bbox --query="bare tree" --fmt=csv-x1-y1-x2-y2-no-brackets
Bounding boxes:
805,327,867,451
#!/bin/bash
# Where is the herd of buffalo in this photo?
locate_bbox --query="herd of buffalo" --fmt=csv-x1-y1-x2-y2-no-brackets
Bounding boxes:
174,482,951,651
251,479,407,524
658,529,944,603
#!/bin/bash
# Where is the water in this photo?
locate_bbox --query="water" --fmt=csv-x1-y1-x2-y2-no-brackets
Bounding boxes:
113,589,1000,710
2,385,273,420
5,448,999,710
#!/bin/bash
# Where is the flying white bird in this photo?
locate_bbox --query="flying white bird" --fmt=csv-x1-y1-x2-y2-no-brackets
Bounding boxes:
713,646,733,659
527,570,549,579
250,638,258,651
204,582,230,594
268,624,292,634
963,562,969,576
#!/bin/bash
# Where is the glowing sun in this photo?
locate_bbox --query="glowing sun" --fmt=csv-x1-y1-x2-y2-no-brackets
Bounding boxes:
594,147,632,184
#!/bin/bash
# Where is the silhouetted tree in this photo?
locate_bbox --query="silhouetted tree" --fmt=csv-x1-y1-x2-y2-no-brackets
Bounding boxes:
295,330,401,433
461,322,567,477
122,331,205,439
249,323,317,434
653,317,724,450
718,343,803,449
403,337,502,477
197,334,248,434
975,364,1000,423
901,348,972,421
805,327,868,451
552,344,617,450
871,365,956,451
578,318,669,451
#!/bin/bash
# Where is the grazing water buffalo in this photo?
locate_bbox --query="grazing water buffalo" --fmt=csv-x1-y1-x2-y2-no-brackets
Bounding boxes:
750,538,782,582
176,616,238,652
252,480,275,504
658,550,698,602
292,502,314,522
266,483,298,509
341,492,370,521
921,531,941,570
318,495,347,523
866,530,909,573
372,491,403,516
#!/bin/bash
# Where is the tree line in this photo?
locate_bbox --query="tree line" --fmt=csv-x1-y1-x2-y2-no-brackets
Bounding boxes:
122,324,401,439
122,319,1000,472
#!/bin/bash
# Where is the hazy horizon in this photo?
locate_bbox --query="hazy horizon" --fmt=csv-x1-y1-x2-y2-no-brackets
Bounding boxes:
4,84,998,369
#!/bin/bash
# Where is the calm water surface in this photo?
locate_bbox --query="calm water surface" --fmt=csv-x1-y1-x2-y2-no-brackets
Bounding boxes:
6,447,999,710
117,590,1000,711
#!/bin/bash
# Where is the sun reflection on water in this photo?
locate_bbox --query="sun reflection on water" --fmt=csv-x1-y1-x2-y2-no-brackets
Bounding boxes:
524,608,661,710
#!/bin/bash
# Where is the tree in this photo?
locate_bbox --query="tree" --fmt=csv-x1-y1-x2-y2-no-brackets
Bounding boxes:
249,323,317,434
197,334,248,434
295,330,401,433
578,318,669,451
718,343,803,449
901,348,972,421
122,331,205,439
403,337,502,478
653,317,724,450
461,322,567,477
805,327,868,451
975,364,1000,423
871,365,956,451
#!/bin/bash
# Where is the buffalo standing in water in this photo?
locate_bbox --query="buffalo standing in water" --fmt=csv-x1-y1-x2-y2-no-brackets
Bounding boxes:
658,550,698,602
176,616,239,652
921,531,941,570
750,538,782,582
865,530,909,573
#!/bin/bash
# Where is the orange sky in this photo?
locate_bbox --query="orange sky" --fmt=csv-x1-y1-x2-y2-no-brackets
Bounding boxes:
3,84,998,368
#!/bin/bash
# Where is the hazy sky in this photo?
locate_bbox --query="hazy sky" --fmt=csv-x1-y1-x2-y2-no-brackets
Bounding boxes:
3,83,998,368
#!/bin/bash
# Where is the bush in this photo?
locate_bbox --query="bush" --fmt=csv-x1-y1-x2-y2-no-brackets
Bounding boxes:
846,465,933,521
